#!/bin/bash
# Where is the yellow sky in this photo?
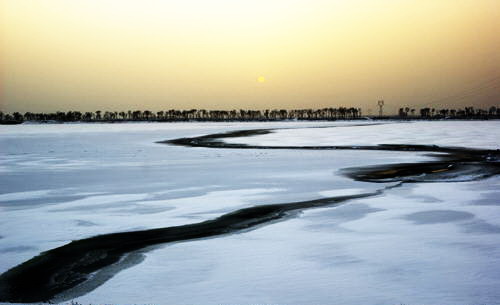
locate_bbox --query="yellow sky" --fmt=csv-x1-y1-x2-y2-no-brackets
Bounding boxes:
1,0,499,113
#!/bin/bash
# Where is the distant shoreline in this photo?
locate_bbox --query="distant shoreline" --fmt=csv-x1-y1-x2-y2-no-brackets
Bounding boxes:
2,117,500,125
1,106,498,124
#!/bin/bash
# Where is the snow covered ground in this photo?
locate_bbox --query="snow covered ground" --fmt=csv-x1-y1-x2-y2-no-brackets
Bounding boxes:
1,121,500,305
224,120,500,149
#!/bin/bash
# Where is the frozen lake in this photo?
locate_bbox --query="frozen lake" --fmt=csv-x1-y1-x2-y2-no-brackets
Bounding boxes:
1,121,500,305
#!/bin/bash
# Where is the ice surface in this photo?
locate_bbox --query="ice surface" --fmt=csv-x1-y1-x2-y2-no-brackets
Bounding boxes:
319,188,368,197
1,121,500,305
0,190,54,201
224,120,500,149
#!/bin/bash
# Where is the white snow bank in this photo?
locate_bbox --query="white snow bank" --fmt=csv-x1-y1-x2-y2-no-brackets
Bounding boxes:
224,121,500,149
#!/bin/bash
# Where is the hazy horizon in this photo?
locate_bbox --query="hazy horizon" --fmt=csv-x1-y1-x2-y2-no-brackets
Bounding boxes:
1,0,499,114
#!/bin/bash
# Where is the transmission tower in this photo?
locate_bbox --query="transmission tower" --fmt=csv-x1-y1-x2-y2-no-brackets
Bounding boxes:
377,100,385,116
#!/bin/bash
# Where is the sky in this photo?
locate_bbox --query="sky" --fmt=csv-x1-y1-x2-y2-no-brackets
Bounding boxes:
1,0,499,114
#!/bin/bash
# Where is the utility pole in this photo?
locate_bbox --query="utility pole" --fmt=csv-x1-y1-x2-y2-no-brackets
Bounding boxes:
377,100,384,117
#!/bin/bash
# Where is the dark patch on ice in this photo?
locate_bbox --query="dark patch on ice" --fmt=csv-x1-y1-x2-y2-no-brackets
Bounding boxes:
50,202,137,213
113,205,175,215
305,203,384,232
445,241,498,254
0,195,90,210
313,203,384,221
390,185,442,203
0,246,37,253
75,220,98,227
405,194,442,203
326,254,363,265
405,210,474,224
462,220,500,234
303,250,363,268
145,189,214,202
378,264,424,281
470,192,500,206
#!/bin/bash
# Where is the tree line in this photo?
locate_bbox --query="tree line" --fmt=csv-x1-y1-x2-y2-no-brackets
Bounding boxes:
397,106,499,119
0,107,362,123
0,105,498,124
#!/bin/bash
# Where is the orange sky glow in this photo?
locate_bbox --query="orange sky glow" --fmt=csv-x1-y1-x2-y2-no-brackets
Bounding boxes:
1,0,499,114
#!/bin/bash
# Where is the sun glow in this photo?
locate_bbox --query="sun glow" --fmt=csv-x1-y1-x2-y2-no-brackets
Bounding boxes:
1,0,499,112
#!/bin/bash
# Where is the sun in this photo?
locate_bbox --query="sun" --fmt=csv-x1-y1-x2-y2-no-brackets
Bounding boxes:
257,76,266,83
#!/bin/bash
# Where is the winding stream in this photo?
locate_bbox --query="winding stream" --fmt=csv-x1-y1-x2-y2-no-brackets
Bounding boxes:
1,126,499,303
